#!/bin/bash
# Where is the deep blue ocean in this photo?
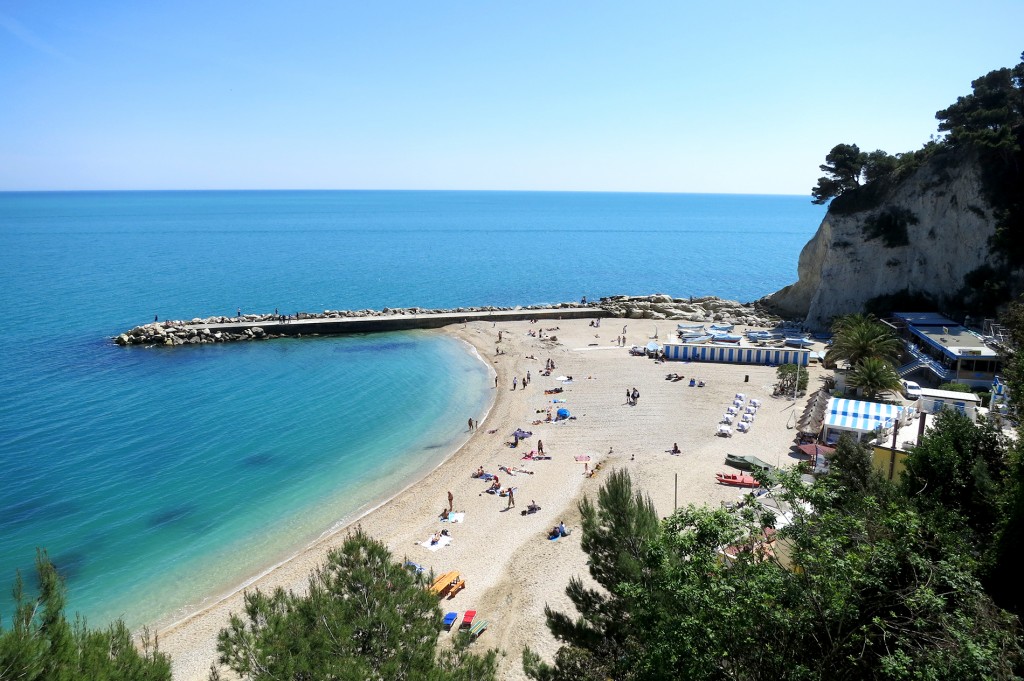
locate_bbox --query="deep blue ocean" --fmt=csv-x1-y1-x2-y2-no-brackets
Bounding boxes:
0,190,824,628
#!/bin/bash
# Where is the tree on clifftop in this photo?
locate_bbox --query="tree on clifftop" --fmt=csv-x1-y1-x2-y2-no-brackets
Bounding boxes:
811,143,864,203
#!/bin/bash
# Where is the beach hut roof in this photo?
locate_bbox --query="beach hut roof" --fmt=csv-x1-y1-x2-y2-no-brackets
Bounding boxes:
824,398,904,433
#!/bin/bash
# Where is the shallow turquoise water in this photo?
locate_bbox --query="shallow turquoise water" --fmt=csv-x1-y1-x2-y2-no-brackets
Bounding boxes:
0,190,823,627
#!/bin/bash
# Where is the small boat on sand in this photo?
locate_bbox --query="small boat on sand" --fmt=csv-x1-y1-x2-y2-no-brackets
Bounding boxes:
715,472,760,487
724,454,772,472
785,337,814,348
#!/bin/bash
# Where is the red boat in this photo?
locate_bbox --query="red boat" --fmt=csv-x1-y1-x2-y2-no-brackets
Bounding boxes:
715,472,760,488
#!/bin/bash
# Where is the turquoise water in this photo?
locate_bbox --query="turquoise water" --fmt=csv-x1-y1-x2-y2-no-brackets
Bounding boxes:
0,190,824,628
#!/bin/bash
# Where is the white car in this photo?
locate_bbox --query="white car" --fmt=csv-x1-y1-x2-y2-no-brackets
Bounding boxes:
901,380,922,399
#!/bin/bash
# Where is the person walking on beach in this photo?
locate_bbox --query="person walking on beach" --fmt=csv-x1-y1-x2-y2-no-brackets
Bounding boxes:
537,439,544,455
468,417,474,432
473,419,478,431
513,377,518,391
626,388,631,405
527,370,531,384
632,387,640,405
506,487,515,509
448,490,454,512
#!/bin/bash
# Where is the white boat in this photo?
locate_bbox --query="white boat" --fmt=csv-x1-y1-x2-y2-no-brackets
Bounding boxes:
708,323,734,332
784,337,814,348
686,334,712,343
676,322,705,331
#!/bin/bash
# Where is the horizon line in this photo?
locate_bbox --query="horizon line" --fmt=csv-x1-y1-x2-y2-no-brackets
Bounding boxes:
0,187,814,199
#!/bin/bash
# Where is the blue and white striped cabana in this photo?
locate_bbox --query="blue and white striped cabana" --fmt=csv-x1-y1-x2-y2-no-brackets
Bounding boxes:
662,343,809,367
824,398,904,443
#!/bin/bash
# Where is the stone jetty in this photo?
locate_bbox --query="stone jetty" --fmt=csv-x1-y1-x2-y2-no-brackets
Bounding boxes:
113,294,781,347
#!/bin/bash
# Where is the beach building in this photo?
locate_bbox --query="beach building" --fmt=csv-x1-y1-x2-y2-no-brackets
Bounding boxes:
888,312,1003,388
991,375,1011,417
914,387,981,420
662,342,809,367
822,397,908,445
869,412,935,481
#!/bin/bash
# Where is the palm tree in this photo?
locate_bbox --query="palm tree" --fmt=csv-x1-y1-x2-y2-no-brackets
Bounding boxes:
825,317,901,367
846,357,903,401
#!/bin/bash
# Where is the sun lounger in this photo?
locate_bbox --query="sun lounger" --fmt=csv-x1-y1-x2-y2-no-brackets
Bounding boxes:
442,612,458,630
737,422,750,433
461,610,477,629
405,561,425,574
469,620,489,640
721,414,733,424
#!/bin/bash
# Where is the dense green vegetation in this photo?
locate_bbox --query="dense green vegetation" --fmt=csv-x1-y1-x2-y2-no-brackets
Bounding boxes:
0,551,171,680
812,52,1024,314
210,528,497,681
526,428,1023,679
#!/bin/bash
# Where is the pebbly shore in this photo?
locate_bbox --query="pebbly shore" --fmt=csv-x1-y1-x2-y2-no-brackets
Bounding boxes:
113,294,782,347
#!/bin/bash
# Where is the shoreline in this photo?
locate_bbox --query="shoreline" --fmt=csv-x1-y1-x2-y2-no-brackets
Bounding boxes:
152,333,499,636
157,317,826,680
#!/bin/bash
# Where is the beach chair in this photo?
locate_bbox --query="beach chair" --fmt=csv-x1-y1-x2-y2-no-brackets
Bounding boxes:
469,619,489,640
721,414,733,424
461,610,477,629
737,422,750,433
442,612,458,630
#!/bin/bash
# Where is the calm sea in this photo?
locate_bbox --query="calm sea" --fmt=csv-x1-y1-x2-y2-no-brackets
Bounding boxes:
0,190,824,628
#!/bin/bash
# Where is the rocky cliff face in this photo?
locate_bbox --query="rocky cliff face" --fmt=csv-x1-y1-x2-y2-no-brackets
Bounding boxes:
763,154,997,329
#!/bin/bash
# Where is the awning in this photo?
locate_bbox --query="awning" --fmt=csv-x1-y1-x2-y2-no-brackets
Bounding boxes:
824,398,903,433
797,443,835,458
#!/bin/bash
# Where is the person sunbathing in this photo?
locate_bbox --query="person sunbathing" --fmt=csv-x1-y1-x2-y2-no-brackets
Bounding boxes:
430,532,441,545
488,478,501,492
439,508,450,521
671,443,681,454
548,525,561,540
473,466,485,478
527,500,541,513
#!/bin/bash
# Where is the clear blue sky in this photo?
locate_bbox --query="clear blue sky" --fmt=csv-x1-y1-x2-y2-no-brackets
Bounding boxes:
1,1,1021,194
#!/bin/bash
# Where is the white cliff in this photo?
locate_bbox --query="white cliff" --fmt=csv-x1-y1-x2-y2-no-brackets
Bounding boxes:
763,153,998,328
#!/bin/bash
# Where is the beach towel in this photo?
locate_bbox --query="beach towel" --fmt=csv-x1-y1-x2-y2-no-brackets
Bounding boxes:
421,535,452,551
574,455,591,462
442,512,465,523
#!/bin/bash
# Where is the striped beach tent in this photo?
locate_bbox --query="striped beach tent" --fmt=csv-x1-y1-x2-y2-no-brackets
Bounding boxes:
824,398,904,441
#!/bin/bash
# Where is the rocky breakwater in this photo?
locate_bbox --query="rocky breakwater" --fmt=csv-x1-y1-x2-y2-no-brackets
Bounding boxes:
114,316,279,346
597,294,780,326
113,295,780,347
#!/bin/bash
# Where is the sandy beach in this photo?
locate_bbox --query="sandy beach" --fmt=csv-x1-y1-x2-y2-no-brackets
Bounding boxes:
159,317,825,680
